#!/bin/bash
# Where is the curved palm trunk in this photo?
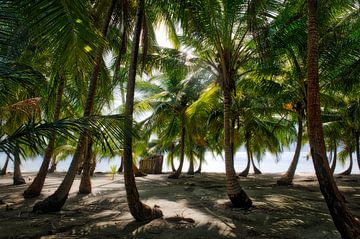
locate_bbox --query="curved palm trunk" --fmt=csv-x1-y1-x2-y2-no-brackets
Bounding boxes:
123,0,162,221
277,115,303,185
307,1,360,236
133,163,146,177
1,156,9,175
118,157,124,173
239,137,251,177
168,126,185,179
195,157,202,174
48,155,57,173
251,154,262,175
170,143,176,172
187,147,194,175
339,152,353,176
355,132,360,172
90,154,96,176
79,138,93,194
330,142,337,174
13,146,25,185
33,0,117,213
24,76,65,198
223,86,252,208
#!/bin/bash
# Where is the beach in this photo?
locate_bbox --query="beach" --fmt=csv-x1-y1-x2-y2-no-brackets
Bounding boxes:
1,172,359,238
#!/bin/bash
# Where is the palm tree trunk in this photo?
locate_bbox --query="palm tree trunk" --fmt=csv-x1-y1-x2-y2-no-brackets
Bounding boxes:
79,138,93,194
123,0,162,221
330,141,337,174
195,156,202,174
133,163,147,177
90,154,96,176
24,75,65,198
13,145,25,185
223,85,252,208
48,155,57,173
251,153,262,175
118,157,124,173
307,1,360,236
170,143,176,172
1,156,9,175
187,147,194,175
239,137,251,177
32,0,117,213
168,126,185,179
277,115,303,185
355,132,360,172
340,151,353,176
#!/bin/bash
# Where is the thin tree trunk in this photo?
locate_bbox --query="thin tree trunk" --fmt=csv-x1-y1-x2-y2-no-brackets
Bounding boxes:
24,76,65,198
170,143,176,172
33,0,117,213
187,147,194,175
251,153,262,175
79,138,93,194
168,126,185,179
118,157,124,173
355,132,360,172
48,155,57,173
277,115,303,185
330,142,337,174
13,145,25,185
133,162,147,177
0,156,9,175
195,157,202,174
239,137,251,177
90,154,96,176
223,85,252,208
123,0,162,221
340,151,353,176
307,1,360,236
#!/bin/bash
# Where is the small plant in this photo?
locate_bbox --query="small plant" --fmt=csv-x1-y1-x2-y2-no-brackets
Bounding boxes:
110,165,117,180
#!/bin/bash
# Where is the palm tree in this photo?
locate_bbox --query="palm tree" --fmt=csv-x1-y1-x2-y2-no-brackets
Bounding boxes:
33,0,118,212
0,156,9,175
306,0,360,236
122,0,162,221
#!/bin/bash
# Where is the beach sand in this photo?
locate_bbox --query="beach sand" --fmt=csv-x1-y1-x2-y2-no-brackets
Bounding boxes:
0,172,359,238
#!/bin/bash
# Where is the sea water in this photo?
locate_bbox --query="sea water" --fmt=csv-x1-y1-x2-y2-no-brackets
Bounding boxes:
1,150,359,174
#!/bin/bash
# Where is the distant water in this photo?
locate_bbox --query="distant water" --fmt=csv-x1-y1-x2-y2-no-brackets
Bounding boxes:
1,151,359,174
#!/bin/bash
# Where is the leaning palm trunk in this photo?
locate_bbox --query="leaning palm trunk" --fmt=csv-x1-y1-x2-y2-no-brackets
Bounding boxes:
239,139,251,177
339,152,353,176
24,76,65,198
48,155,57,173
33,0,117,213
306,1,360,236
13,145,25,185
123,0,162,221
355,132,360,172
1,156,9,175
79,138,93,194
251,154,262,175
195,157,202,174
223,85,252,208
277,115,303,185
168,126,185,179
187,148,194,175
330,141,337,174
117,157,124,173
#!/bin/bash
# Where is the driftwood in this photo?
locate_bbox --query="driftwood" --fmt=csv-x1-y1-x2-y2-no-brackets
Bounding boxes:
139,155,163,174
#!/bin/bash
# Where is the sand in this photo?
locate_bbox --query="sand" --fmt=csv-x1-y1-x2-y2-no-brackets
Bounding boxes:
0,172,359,239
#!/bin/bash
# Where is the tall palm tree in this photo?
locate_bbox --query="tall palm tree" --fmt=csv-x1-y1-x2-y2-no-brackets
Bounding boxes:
306,0,360,237
33,0,118,212
123,0,162,221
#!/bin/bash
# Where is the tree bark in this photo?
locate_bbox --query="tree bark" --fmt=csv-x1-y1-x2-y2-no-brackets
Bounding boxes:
48,155,57,173
32,0,117,213
90,154,96,176
13,145,25,185
277,115,303,185
0,156,9,175
330,141,337,174
118,157,124,173
223,85,252,208
355,132,360,172
239,136,251,177
251,153,262,175
306,1,360,237
79,138,93,194
168,126,185,179
187,147,194,175
195,156,202,174
339,151,353,176
123,0,162,221
24,75,65,198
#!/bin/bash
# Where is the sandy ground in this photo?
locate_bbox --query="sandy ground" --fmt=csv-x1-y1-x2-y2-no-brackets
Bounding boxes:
0,172,359,239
